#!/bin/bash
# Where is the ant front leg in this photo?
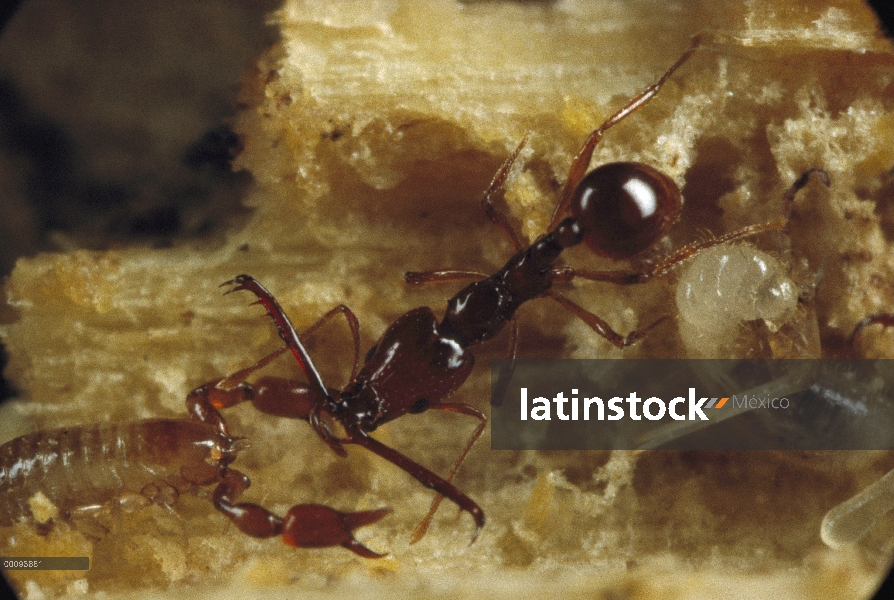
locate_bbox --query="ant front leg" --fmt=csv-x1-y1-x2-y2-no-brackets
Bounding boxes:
187,300,362,441
347,428,486,542
212,469,392,558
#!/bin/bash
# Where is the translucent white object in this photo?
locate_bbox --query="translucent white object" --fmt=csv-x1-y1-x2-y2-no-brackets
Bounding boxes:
676,244,797,357
821,467,894,549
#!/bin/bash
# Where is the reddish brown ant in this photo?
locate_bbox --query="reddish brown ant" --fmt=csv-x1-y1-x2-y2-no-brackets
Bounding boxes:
187,36,828,554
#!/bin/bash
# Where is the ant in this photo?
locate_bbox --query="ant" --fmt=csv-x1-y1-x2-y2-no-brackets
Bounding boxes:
188,36,827,554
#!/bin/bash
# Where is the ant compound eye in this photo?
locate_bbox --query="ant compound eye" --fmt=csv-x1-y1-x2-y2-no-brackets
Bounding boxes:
569,162,681,259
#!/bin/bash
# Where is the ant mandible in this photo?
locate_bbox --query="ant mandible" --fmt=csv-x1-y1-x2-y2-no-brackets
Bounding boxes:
187,36,824,555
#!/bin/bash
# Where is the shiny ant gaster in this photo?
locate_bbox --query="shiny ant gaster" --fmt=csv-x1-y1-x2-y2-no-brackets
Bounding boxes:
188,36,828,555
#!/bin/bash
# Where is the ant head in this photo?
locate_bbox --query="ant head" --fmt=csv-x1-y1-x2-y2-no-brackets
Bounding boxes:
569,162,681,259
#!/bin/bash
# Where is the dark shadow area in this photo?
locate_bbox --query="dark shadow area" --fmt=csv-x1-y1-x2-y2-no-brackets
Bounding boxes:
872,558,894,600
0,0,278,276
678,136,741,239
0,0,277,413
868,0,894,39
0,572,17,600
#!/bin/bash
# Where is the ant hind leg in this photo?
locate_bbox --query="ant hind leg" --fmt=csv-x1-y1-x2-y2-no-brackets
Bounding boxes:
548,291,670,349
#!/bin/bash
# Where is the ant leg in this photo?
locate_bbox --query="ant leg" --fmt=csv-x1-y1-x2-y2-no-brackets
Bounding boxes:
405,134,532,285
298,304,362,383
222,275,331,400
221,290,361,388
547,291,670,349
405,270,488,285
562,219,788,285
490,314,519,408
549,36,702,230
223,276,361,457
559,169,832,286
212,469,391,558
347,429,485,542
234,303,359,388
644,169,830,279
409,403,488,544
187,303,359,436
215,347,289,391
482,132,531,252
